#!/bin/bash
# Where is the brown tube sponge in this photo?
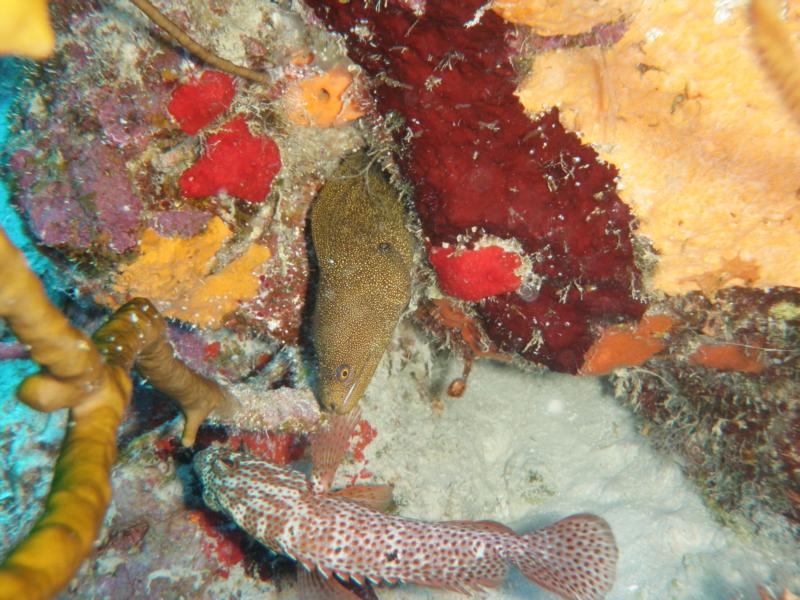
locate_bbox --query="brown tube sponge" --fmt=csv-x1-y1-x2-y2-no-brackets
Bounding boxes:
0,226,233,599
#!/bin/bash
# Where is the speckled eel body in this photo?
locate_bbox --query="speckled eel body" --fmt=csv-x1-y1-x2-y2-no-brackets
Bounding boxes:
310,150,414,413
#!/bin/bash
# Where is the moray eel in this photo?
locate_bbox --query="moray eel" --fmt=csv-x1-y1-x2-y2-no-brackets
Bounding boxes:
311,151,413,413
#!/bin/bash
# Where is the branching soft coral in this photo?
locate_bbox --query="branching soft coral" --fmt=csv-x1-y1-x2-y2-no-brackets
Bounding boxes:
0,225,233,600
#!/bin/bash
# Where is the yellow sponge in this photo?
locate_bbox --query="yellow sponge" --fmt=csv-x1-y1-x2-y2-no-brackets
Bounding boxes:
0,0,55,59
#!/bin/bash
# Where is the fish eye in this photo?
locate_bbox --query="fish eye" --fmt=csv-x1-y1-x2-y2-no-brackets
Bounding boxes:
335,364,352,382
377,241,391,253
220,455,238,468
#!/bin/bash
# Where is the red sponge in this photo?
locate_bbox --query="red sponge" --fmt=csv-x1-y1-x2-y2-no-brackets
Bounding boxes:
429,245,522,302
179,115,282,203
168,71,235,135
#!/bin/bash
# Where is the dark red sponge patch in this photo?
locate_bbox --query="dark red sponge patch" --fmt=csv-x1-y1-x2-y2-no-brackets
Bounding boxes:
306,1,646,372
179,115,282,203
168,71,236,135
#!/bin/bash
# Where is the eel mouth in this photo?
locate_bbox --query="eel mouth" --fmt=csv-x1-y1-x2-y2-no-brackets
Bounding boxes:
338,343,386,414
192,448,235,512
321,372,361,414
338,377,360,414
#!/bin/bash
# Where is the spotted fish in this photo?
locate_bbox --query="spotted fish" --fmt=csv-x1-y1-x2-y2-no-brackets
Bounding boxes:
193,413,618,599
310,150,414,413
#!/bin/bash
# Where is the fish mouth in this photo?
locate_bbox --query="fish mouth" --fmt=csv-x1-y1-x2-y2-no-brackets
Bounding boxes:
192,448,228,512
192,447,213,474
193,448,224,484
193,447,228,476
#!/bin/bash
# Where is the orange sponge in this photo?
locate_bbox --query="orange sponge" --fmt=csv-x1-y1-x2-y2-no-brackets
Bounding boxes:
285,66,364,127
112,216,270,329
580,315,674,375
689,343,766,374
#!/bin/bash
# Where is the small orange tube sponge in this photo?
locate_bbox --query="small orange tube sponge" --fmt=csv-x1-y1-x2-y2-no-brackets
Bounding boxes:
0,226,232,600
285,66,364,127
580,314,674,375
689,343,766,374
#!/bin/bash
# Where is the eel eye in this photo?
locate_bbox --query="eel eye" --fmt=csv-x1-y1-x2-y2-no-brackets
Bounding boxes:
377,241,391,253
220,455,237,468
335,364,352,382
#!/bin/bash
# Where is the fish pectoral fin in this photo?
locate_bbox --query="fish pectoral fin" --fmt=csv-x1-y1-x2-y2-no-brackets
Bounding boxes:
441,519,516,535
330,484,395,512
310,410,362,492
297,567,363,599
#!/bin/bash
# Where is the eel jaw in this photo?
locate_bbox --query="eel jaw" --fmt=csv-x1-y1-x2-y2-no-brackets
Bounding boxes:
339,342,387,414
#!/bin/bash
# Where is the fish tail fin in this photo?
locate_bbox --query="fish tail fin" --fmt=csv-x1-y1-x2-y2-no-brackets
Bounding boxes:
509,513,618,600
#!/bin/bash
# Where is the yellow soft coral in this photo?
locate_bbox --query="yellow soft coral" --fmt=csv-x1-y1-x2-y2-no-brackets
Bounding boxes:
0,226,127,598
112,216,271,328
0,0,55,58
0,226,231,600
515,0,800,296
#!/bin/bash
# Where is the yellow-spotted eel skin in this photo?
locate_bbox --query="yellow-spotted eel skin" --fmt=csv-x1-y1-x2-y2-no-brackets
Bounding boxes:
310,150,413,413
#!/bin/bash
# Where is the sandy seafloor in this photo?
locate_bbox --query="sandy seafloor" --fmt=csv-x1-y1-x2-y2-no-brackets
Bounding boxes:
1,57,800,599
343,356,800,600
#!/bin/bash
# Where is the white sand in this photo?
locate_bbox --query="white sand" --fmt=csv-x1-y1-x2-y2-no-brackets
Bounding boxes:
336,348,800,600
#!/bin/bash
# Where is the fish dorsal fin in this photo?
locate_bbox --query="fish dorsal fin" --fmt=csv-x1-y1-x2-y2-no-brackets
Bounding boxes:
310,410,362,492
297,566,361,599
330,484,394,512
442,520,516,535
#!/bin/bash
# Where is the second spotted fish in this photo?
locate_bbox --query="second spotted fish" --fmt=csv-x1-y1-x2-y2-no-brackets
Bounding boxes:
194,411,619,599
310,150,414,413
